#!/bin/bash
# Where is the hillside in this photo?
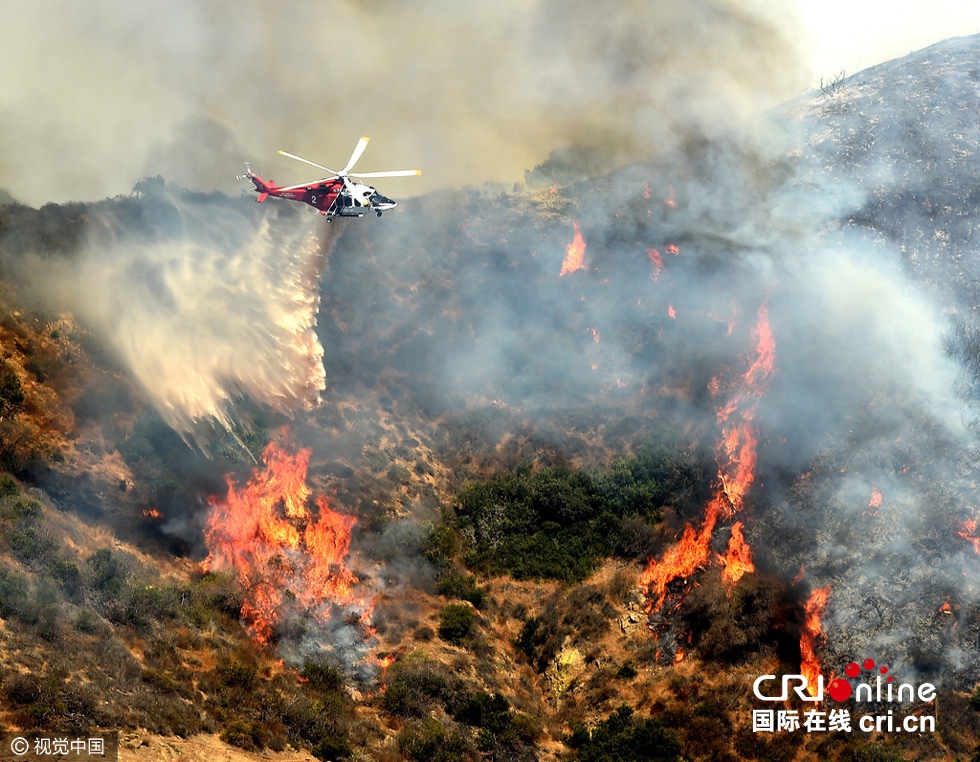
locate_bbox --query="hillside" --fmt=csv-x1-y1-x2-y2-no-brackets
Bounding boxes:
4,34,980,762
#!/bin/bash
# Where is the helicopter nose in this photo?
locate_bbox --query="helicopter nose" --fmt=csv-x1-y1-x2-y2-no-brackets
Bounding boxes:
370,191,397,210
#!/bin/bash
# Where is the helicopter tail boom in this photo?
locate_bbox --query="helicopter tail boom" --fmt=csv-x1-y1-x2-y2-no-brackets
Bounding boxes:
237,163,275,202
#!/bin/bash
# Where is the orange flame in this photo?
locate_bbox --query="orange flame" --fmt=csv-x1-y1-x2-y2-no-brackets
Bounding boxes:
869,487,883,509
560,221,586,276
142,508,162,519
203,431,363,647
640,302,775,610
957,518,980,555
800,585,831,696
674,647,685,664
720,521,755,587
647,248,664,280
667,303,676,319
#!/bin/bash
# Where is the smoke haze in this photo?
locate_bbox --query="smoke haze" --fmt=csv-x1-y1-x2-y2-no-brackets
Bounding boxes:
0,0,806,206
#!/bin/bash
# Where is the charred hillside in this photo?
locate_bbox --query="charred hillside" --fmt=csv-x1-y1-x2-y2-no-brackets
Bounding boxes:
3,33,980,762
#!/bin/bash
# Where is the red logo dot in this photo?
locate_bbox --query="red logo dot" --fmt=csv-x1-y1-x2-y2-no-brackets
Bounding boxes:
828,678,852,701
863,658,875,670
880,666,888,674
845,662,860,678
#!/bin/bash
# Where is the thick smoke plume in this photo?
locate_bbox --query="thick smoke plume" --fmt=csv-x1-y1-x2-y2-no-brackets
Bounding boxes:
10,188,330,445
0,0,806,206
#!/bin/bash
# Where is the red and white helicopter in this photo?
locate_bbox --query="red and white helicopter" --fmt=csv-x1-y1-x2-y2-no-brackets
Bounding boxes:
237,137,420,221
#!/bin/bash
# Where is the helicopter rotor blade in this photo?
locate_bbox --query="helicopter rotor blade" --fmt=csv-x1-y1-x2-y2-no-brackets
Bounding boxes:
278,150,339,176
349,169,422,179
277,179,334,192
342,137,371,175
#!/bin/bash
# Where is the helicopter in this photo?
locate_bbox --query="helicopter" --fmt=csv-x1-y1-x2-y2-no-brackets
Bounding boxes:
237,137,420,221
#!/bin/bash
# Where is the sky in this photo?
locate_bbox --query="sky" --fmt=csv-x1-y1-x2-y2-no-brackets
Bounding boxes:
2,0,980,207
798,0,980,77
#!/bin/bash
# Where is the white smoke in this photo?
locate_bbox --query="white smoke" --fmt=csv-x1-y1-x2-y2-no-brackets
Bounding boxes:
13,188,330,445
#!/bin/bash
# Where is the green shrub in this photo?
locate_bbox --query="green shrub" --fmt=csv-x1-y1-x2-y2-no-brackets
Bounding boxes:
0,475,17,497
2,496,41,521
568,704,682,762
116,585,179,628
300,661,345,693
382,659,461,719
617,662,638,680
219,660,258,690
515,616,540,660
221,720,265,751
86,548,128,594
447,441,709,582
311,735,352,761
0,363,25,418
398,717,472,762
436,573,485,607
438,604,475,646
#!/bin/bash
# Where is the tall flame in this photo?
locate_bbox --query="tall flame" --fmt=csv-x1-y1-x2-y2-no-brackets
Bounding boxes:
560,221,587,276
640,302,775,610
800,585,831,696
203,430,363,647
720,521,754,587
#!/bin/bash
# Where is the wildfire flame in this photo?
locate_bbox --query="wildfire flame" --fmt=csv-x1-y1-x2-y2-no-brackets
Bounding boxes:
869,486,883,509
639,302,775,610
957,518,980,555
720,521,754,587
647,248,664,280
203,430,366,647
800,585,831,697
560,221,586,276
